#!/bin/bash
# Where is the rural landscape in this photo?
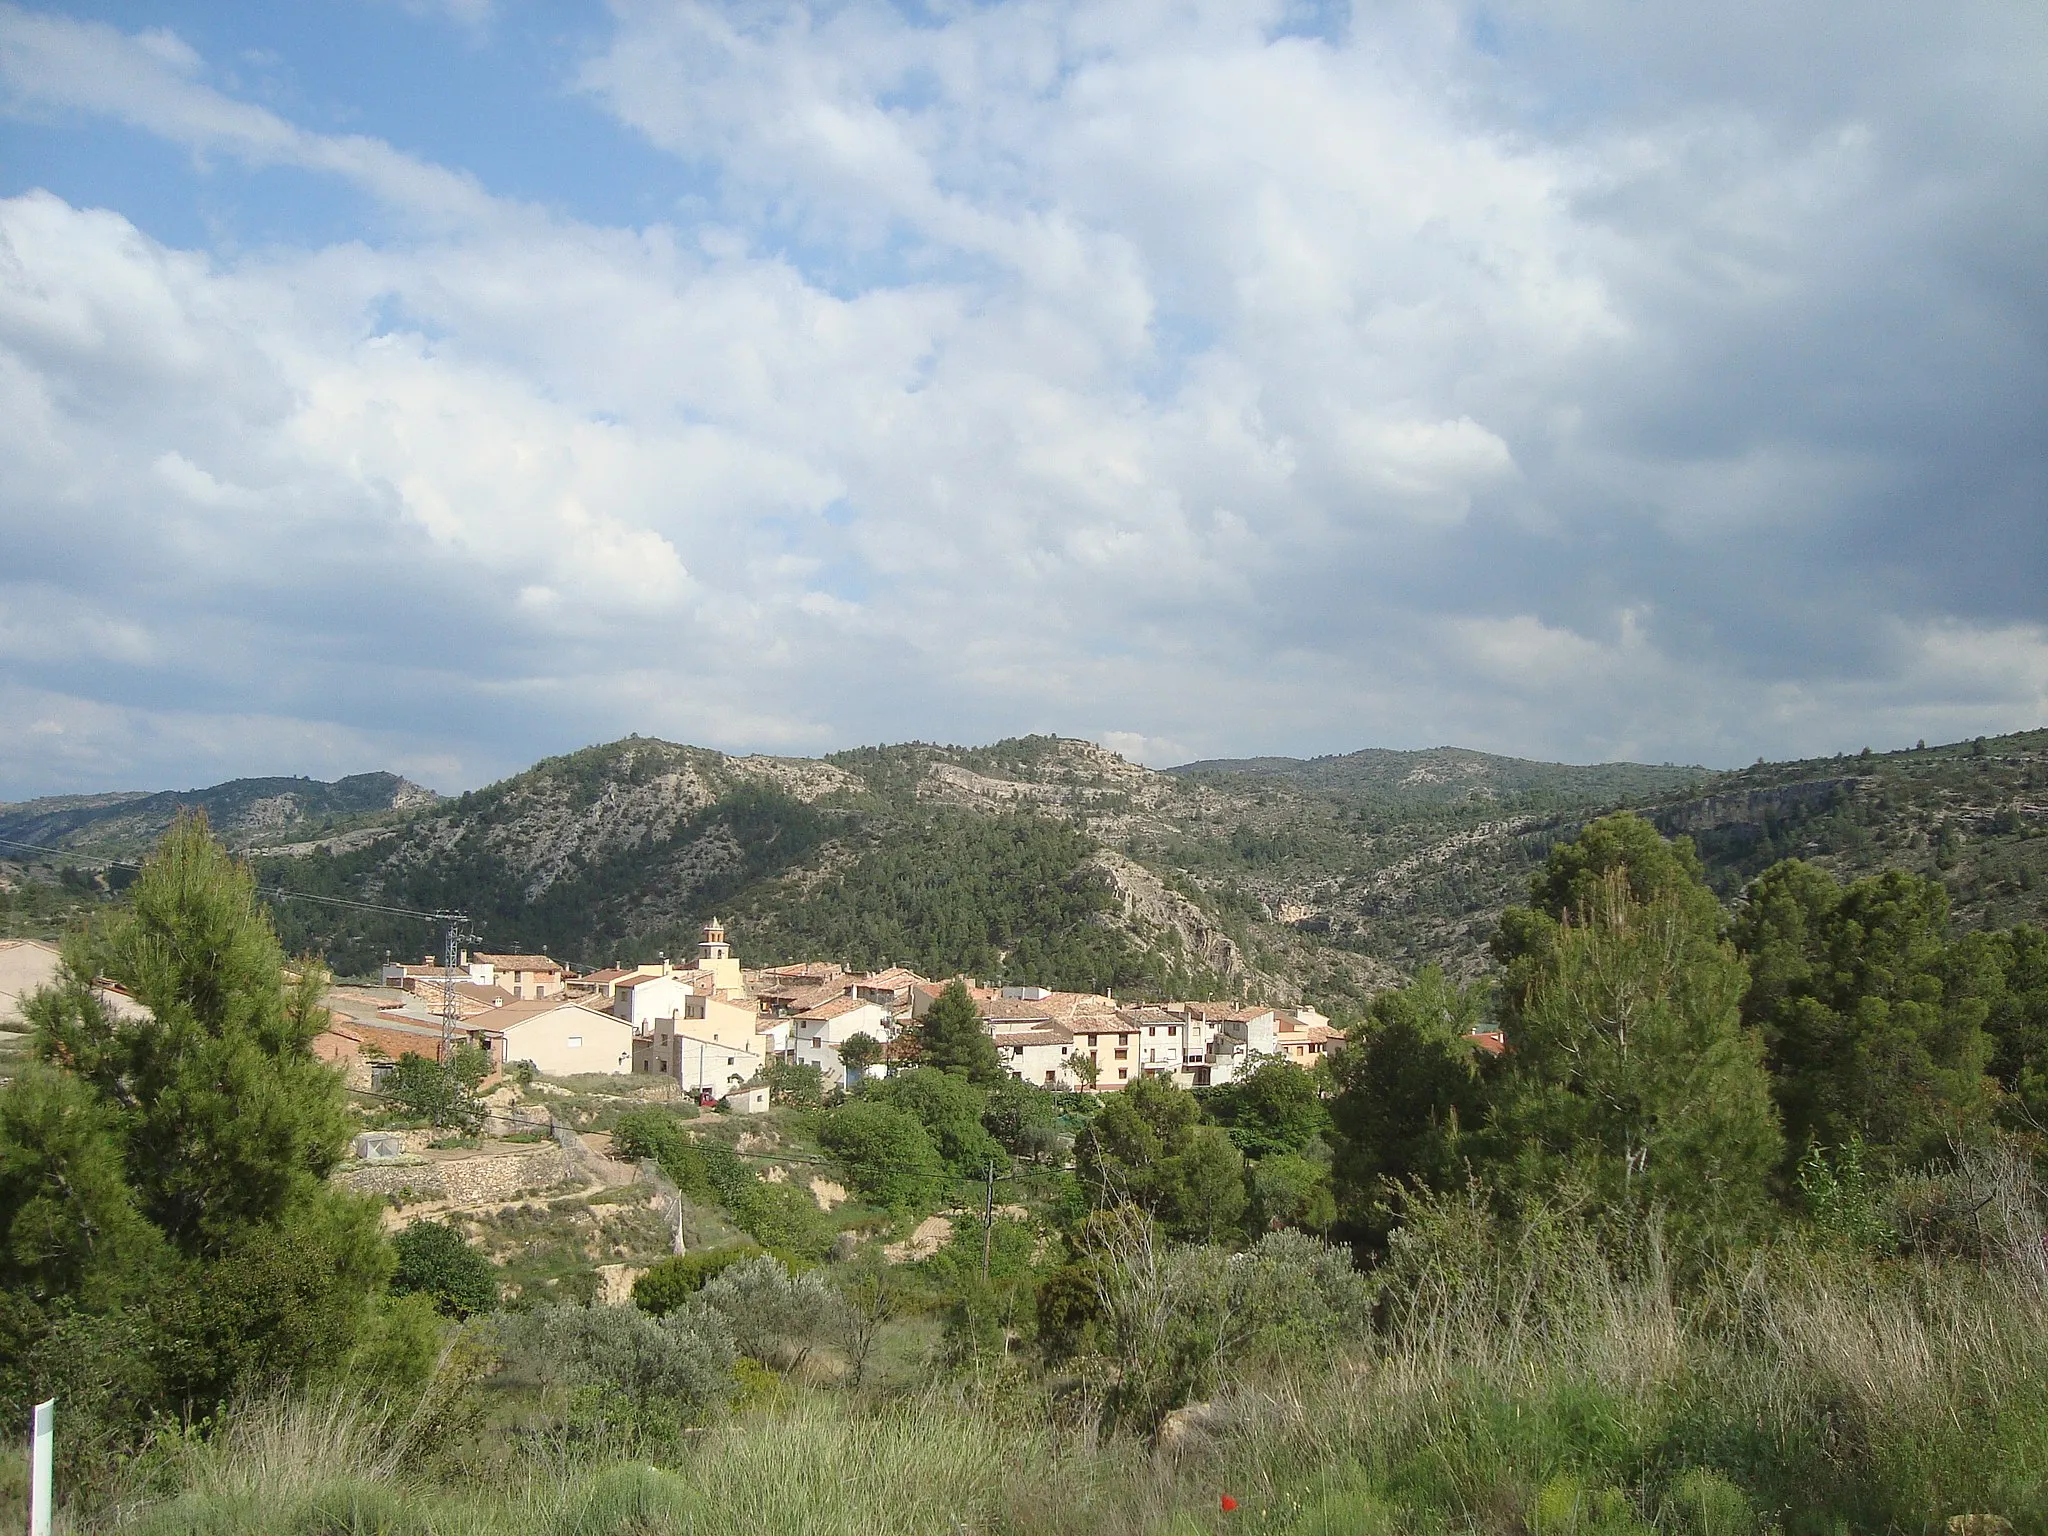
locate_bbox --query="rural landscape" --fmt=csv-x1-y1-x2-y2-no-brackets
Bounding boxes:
4,726,2048,1533
4,0,2042,1532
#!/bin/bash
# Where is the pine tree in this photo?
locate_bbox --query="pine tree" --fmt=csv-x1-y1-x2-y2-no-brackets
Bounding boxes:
914,979,1003,1083
1490,816,1784,1257
3,813,387,1420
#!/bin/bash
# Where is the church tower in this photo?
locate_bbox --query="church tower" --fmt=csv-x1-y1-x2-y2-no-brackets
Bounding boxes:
694,917,742,996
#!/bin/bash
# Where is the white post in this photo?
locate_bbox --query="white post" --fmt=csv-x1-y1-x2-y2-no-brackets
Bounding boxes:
29,1397,53,1536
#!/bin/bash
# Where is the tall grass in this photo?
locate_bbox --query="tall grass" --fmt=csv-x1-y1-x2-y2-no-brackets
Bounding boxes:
116,1225,2048,1535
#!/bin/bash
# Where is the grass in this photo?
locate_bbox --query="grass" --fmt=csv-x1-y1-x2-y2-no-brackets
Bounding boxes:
101,1230,2048,1536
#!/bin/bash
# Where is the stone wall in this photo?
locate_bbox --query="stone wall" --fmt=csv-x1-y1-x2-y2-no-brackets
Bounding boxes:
334,1142,570,1205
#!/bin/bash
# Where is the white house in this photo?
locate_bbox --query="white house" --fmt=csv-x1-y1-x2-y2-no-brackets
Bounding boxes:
483,999,633,1076
995,1025,1078,1088
610,973,701,1030
634,1026,763,1094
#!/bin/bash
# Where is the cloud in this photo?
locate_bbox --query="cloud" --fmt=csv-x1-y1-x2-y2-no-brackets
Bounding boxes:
0,0,2042,798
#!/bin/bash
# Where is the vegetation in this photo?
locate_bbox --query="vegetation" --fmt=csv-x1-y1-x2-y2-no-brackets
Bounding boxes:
14,801,2048,1534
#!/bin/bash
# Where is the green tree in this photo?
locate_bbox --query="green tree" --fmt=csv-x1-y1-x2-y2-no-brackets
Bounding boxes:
1492,821,1783,1256
1202,1058,1330,1158
914,980,1003,1083
1734,859,1997,1169
391,1219,500,1318
761,1059,824,1109
981,1075,1061,1161
385,1050,488,1135
818,1102,949,1214
867,1067,1006,1177
1327,966,1494,1248
1075,1075,1246,1240
1247,1151,1336,1234
837,1032,883,1077
2,813,387,1428
1980,924,2048,1129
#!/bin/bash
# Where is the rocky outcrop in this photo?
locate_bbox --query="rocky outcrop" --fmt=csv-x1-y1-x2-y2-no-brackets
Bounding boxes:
1653,778,1857,836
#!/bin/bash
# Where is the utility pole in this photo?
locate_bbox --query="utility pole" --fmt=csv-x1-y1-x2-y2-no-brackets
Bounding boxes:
435,911,469,1063
981,1160,997,1281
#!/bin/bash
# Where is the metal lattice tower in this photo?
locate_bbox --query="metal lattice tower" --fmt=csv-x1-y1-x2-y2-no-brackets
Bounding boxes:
435,911,469,1060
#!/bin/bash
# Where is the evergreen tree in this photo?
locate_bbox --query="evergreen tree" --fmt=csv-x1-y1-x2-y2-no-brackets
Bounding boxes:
1075,1075,1246,1239
914,979,1003,1083
1202,1059,1330,1159
1,813,387,1425
1734,860,1997,1169
1327,965,1493,1248
1490,816,1783,1256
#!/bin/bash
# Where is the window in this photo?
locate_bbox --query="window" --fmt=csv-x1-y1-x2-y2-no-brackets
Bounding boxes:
566,1036,582,1048
1086,1033,1098,1047
1118,1067,1128,1080
1044,1071,1056,1085
1114,1048,1128,1061
658,1059,668,1073
726,1057,734,1066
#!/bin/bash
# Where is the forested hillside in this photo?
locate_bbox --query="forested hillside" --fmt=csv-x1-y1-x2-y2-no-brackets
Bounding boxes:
8,730,2045,1006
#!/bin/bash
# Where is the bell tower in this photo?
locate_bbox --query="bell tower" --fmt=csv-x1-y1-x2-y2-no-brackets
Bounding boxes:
695,917,741,996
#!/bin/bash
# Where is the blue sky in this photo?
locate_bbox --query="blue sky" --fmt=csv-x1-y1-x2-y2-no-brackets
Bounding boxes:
1,0,2043,797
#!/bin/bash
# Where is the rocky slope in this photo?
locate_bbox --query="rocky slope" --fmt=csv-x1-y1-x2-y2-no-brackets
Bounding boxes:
0,773,439,859
14,728,2044,1010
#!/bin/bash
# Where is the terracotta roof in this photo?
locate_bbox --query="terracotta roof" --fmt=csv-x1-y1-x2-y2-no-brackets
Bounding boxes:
1469,1030,1509,1057
801,995,880,1022
994,1025,1074,1047
762,961,845,981
578,968,635,984
481,998,617,1032
474,953,561,971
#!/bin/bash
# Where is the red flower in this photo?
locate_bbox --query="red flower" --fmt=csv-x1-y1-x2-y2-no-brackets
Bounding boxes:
1220,1495,1238,1513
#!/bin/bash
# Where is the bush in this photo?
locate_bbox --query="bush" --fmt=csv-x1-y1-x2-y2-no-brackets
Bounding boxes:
687,1256,856,1373
761,1060,825,1109
818,1102,949,1214
632,1243,764,1316
493,1303,734,1448
390,1221,499,1318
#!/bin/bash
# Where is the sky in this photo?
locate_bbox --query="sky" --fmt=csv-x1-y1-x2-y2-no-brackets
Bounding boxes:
1,1,2044,799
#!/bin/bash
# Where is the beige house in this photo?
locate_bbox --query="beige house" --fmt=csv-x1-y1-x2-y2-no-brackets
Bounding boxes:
483,999,632,1076
472,953,566,1000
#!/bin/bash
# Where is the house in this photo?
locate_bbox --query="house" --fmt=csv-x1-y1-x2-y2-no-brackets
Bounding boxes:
725,1083,771,1115
470,953,566,1000
994,1024,1079,1088
611,974,702,1031
791,994,894,1085
482,999,632,1076
633,1026,762,1094
0,938,151,1028
1273,1011,1345,1066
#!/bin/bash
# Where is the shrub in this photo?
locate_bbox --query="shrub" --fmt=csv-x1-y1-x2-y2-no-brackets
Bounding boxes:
391,1221,499,1318
632,1243,764,1316
687,1256,857,1374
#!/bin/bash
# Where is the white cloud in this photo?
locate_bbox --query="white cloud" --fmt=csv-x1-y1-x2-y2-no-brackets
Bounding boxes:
0,1,2043,796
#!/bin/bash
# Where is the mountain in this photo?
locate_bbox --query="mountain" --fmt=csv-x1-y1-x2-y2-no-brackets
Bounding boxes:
1170,745,1706,808
0,773,440,861
10,729,2044,1012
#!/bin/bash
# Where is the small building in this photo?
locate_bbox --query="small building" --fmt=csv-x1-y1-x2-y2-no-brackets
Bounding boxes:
995,1024,1078,1088
470,952,567,1001
725,1083,771,1115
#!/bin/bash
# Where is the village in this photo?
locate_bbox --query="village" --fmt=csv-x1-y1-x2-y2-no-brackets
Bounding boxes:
313,918,1349,1108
